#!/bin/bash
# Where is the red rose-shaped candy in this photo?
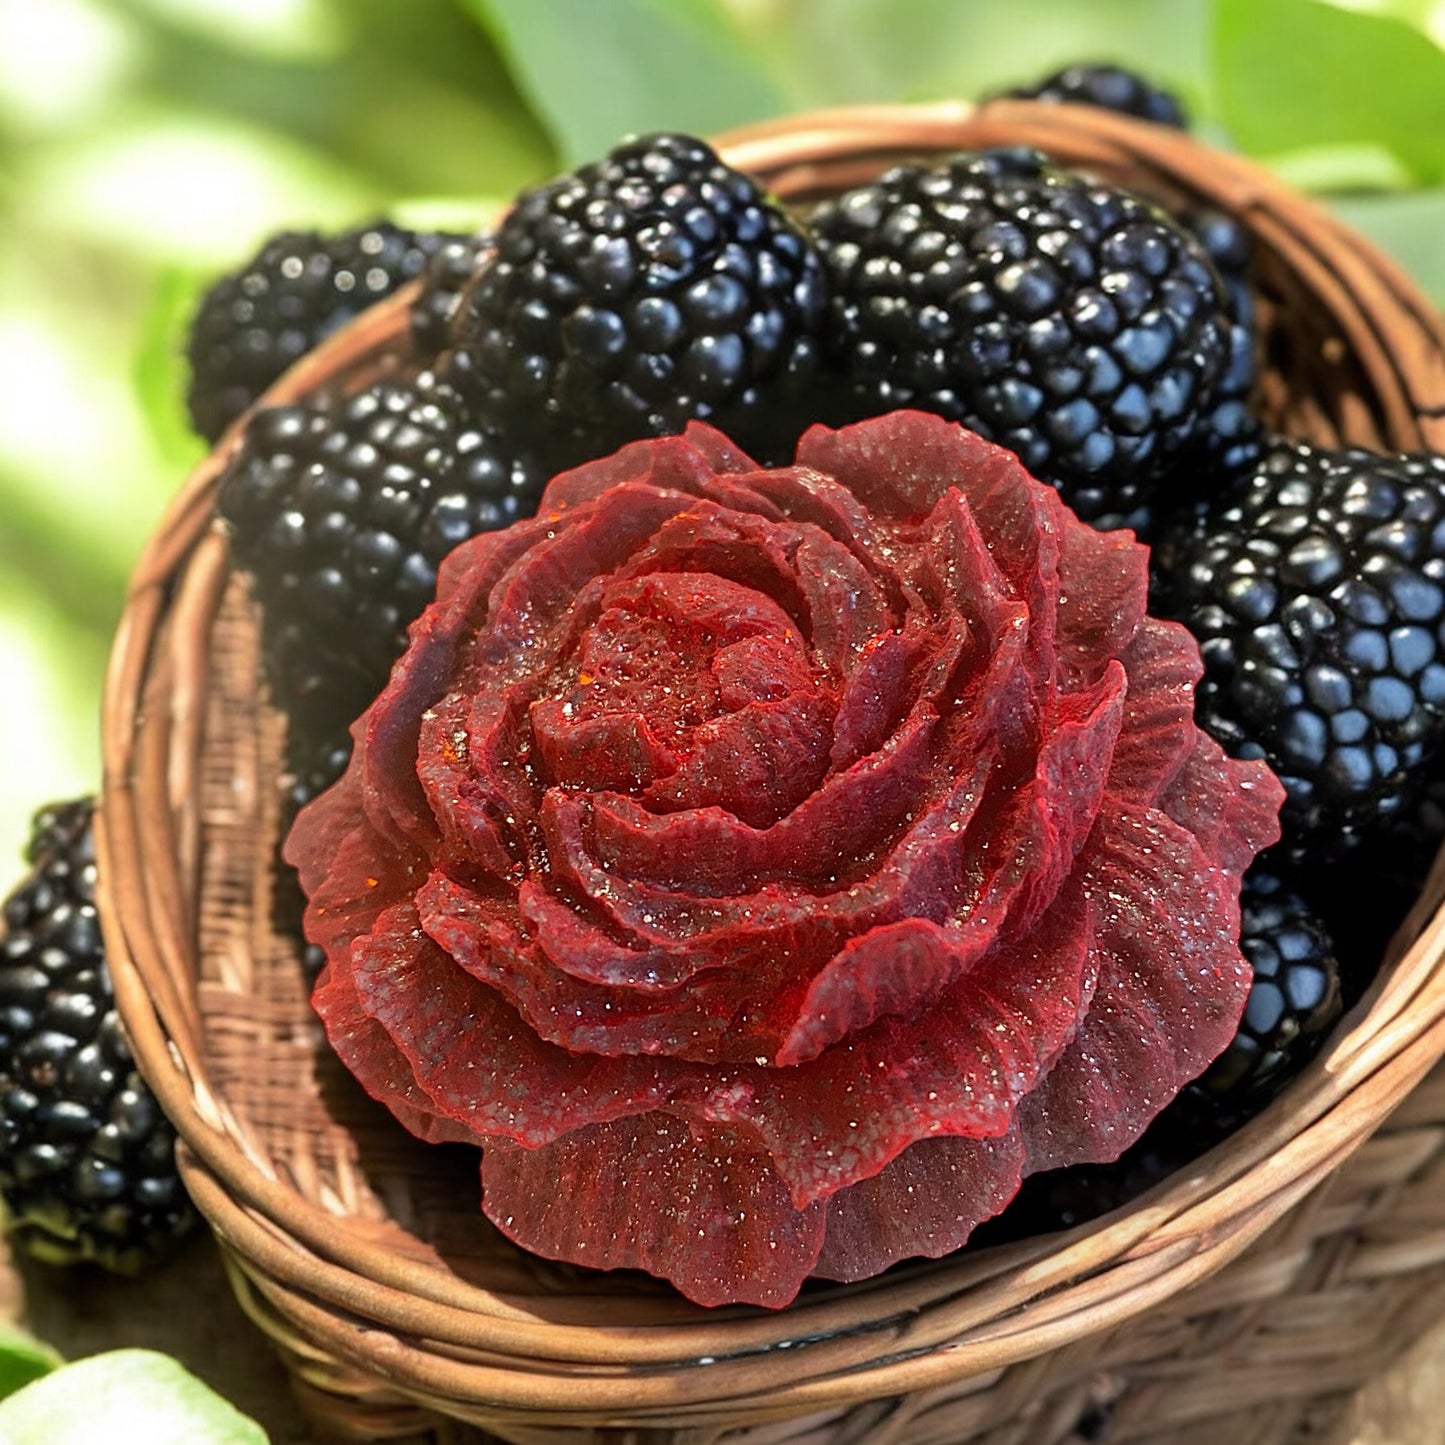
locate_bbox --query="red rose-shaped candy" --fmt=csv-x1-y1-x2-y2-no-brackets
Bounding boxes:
287,412,1283,1308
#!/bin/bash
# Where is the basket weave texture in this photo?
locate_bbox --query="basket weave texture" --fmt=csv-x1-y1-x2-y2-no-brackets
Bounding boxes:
98,100,1445,1444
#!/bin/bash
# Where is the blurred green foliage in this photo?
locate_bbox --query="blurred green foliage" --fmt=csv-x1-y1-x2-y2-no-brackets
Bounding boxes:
3,0,1445,867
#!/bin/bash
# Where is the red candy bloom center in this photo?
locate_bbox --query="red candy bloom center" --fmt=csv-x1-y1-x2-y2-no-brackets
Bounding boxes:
287,412,1283,1309
535,571,829,822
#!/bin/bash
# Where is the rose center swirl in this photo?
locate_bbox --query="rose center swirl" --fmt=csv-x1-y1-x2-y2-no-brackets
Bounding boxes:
531,570,836,828
401,471,1106,1070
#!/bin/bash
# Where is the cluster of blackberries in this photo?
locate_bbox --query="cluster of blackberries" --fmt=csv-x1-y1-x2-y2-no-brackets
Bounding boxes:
0,802,195,1270
186,222,448,443
12,61,1445,1269
199,103,1255,808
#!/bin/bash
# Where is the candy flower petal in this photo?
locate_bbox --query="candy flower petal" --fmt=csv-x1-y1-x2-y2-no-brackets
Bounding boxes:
287,412,1283,1308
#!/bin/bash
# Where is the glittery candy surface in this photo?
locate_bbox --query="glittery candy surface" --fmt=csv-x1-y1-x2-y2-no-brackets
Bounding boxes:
287,412,1283,1308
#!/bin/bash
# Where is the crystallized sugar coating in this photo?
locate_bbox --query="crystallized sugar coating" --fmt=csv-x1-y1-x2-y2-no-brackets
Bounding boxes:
287,412,1283,1307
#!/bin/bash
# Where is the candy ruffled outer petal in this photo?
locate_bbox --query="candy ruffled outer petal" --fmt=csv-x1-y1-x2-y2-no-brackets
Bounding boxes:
481,1118,828,1309
813,1128,1026,1282
796,410,1031,525
312,961,480,1148
1017,797,1279,1172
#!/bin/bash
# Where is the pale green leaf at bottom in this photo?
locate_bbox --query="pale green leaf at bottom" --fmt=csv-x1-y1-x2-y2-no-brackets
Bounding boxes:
0,1350,266,1445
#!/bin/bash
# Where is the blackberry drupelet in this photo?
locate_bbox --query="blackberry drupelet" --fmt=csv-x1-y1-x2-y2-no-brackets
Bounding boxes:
0,800,197,1270
999,62,1189,129
1153,439,1445,862
218,369,544,790
812,147,1231,531
187,221,453,442
446,132,828,468
411,232,491,356
1185,869,1341,1113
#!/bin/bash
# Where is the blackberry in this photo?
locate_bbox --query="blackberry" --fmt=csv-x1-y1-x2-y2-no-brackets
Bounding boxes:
998,63,1189,129
187,221,454,443
411,232,491,357
1178,209,1263,483
0,800,197,1270
218,370,543,782
1153,439,1445,862
812,147,1231,531
286,735,357,816
446,132,828,468
1400,772,1445,856
1373,772,1445,893
1185,869,1342,1114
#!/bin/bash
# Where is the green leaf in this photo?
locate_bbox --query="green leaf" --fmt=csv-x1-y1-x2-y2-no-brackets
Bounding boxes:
1345,0,1442,30
1267,142,1414,195
0,1350,267,1445
0,467,131,636
391,195,509,233
461,0,785,166
718,0,1211,122
27,108,380,266
135,267,207,470
116,0,347,62
1329,187,1445,308
1213,0,1445,184
0,1326,60,1401
108,0,555,200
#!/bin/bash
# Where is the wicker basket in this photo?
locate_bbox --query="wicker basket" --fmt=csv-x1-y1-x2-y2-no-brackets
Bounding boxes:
98,100,1445,1445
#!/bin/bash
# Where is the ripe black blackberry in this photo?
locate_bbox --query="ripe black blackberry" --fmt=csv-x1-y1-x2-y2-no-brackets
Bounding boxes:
446,132,828,468
0,799,197,1270
188,221,455,443
219,370,544,787
1373,772,1445,894
812,147,1231,531
286,735,357,816
999,63,1189,129
1180,208,1263,483
1185,869,1341,1113
1153,439,1445,862
411,232,491,356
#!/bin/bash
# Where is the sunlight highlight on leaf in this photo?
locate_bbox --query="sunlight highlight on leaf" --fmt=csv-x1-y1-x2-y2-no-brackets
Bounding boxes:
32,113,379,265
0,1350,267,1445
123,0,345,60
0,586,105,869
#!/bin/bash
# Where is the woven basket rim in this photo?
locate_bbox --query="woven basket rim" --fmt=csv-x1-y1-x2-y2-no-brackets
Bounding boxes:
97,97,1445,1426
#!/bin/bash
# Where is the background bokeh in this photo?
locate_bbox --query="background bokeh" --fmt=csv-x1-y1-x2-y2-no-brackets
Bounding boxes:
4,0,1445,867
